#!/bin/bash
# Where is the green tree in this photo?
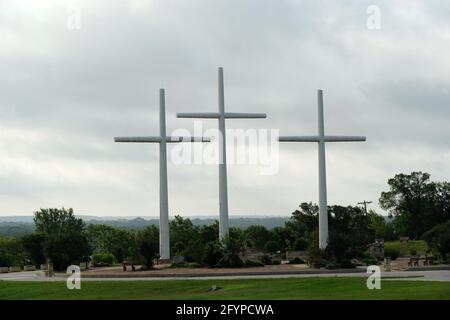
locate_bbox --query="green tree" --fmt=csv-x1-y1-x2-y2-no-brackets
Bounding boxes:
271,226,292,253
244,225,271,251
33,208,91,270
0,236,26,266
138,225,159,267
198,222,219,243
284,202,319,251
218,232,245,268
34,208,84,236
307,205,377,268
86,224,137,262
423,220,450,262
169,215,199,258
21,233,46,267
367,210,387,239
44,233,90,270
379,172,450,239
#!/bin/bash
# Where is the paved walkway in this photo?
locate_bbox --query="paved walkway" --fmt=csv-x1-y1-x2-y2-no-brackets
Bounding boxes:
0,270,449,282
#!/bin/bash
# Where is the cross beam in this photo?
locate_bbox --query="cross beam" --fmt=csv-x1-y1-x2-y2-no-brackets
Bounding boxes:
177,67,267,240
278,89,366,249
114,89,210,260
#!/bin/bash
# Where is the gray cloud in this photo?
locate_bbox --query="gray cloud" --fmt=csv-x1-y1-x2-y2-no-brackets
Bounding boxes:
0,0,449,217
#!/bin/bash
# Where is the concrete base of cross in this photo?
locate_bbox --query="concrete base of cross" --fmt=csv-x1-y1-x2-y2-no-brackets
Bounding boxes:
157,259,172,265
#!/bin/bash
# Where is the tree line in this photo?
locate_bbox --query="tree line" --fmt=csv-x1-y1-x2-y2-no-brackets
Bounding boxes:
0,171,449,270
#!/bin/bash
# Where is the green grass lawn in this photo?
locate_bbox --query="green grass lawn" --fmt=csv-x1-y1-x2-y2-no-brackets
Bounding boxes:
0,277,449,300
384,240,429,256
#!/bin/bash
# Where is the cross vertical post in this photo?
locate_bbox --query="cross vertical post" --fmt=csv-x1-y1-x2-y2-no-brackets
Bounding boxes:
278,89,366,249
159,89,170,260
177,67,267,240
217,68,229,239
115,89,210,260
317,90,328,249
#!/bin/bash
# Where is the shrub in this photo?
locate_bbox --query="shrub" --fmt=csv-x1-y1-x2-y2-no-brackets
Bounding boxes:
325,261,341,269
362,254,378,266
0,248,11,267
217,253,244,268
139,240,158,268
264,241,279,254
92,253,115,267
170,262,202,268
244,260,264,267
423,221,450,261
215,234,245,268
260,255,272,265
287,257,305,264
410,249,417,256
202,242,223,267
384,247,400,260
307,247,330,268
292,238,309,250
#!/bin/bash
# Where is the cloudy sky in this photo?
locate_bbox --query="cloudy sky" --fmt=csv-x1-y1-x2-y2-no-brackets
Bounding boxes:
0,0,449,217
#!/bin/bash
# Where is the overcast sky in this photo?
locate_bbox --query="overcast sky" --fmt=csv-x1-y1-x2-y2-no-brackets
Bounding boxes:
0,0,449,217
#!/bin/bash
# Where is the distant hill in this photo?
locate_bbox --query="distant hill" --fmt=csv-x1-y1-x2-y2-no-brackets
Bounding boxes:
0,216,290,237
0,222,34,237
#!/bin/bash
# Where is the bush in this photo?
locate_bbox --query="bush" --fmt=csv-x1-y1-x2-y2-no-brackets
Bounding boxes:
264,241,279,254
307,247,330,268
423,221,450,261
44,233,91,271
260,255,272,265
217,253,244,268
139,240,158,268
325,261,341,269
287,257,305,264
92,253,115,267
202,242,223,267
292,238,309,250
0,248,11,267
170,262,202,268
384,247,400,260
244,260,264,267
362,254,378,266
0,237,26,267
410,249,418,256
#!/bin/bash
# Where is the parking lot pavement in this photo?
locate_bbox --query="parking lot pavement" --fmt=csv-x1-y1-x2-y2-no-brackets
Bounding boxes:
0,271,64,281
0,270,449,282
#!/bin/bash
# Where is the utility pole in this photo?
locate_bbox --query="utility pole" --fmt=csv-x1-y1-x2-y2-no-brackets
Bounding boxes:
358,200,372,214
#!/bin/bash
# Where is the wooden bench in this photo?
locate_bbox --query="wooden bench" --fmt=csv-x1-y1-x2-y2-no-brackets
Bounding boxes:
408,257,420,267
423,256,434,266
122,261,137,272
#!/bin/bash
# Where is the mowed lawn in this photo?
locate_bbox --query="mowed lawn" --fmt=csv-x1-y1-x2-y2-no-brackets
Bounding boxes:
384,240,430,256
0,277,449,300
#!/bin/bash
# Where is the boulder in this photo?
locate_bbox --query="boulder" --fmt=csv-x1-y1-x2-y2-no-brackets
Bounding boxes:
9,266,21,272
23,265,36,271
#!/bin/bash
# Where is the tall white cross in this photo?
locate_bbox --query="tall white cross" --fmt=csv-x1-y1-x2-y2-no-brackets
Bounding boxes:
177,67,267,240
278,89,366,249
114,89,210,260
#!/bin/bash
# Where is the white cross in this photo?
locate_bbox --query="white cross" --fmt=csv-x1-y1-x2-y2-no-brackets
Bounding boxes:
177,67,267,240
278,89,366,249
114,89,210,260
